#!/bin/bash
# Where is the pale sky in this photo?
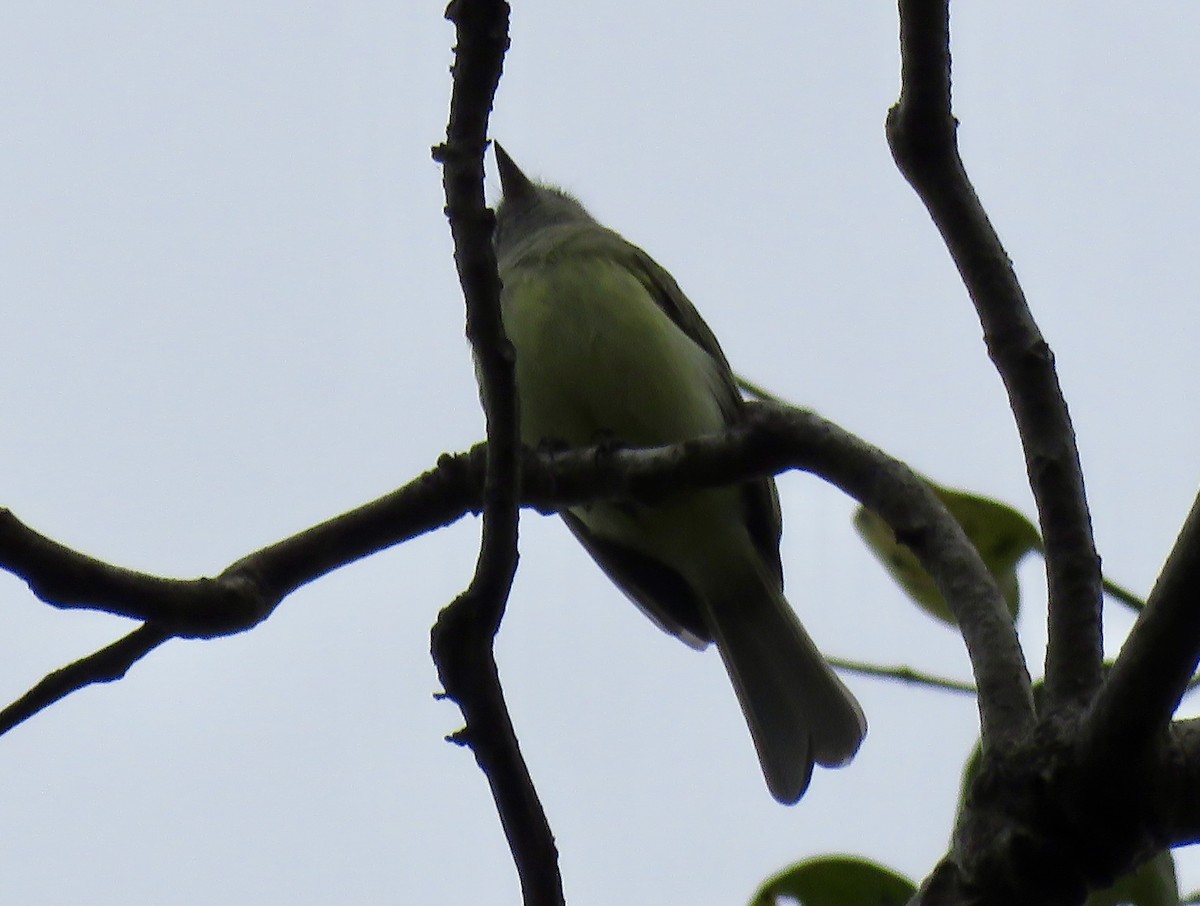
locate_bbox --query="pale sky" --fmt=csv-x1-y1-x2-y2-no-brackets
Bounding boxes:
2,3,1199,904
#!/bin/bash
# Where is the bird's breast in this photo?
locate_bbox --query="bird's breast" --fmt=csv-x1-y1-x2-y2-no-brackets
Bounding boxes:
500,254,727,449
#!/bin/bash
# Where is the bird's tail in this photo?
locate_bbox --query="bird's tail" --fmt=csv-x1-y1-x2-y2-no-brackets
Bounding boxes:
702,571,866,804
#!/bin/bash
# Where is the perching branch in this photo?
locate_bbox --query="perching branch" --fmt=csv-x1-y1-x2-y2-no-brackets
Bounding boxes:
2,404,1028,748
886,0,1102,717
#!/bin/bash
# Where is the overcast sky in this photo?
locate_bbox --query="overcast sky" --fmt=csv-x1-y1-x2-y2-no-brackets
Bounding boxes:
2,3,1199,904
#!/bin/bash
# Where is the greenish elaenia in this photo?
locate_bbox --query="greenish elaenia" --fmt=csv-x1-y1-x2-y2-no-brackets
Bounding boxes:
490,144,865,803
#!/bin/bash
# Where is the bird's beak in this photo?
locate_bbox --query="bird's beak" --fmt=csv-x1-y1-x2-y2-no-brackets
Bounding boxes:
493,142,536,202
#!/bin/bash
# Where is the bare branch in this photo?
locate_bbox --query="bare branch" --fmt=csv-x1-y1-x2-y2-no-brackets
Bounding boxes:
430,3,563,905
0,508,272,636
1085,491,1200,772
0,624,170,735
0,453,485,738
0,452,482,637
3,403,1031,749
886,0,1102,716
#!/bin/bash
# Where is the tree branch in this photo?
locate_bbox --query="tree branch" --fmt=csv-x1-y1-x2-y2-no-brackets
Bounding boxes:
0,452,481,639
738,405,1034,748
0,508,266,634
429,3,563,905
2,403,1032,747
828,656,976,696
0,624,171,735
1158,717,1200,849
886,0,1103,716
527,403,1032,745
1084,491,1200,773
0,453,484,733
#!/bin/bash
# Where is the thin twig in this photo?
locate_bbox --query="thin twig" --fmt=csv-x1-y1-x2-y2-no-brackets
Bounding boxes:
0,624,171,735
1102,576,1145,613
828,656,976,696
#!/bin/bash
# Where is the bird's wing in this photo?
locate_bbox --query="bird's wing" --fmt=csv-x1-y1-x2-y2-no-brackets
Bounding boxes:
625,239,785,586
625,242,742,411
559,508,712,648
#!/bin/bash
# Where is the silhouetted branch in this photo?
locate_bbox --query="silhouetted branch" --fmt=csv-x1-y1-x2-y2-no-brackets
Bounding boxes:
0,508,264,633
429,3,561,905
0,452,484,733
886,0,1102,717
3,403,1026,745
1,452,482,639
0,624,171,735
885,4,1181,904
1086,491,1200,771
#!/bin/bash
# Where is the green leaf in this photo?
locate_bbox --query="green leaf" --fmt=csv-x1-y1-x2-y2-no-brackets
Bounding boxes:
1086,850,1179,906
749,855,916,906
853,483,1041,626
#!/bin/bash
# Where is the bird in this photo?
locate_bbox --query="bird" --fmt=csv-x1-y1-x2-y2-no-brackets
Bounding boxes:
489,143,865,803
